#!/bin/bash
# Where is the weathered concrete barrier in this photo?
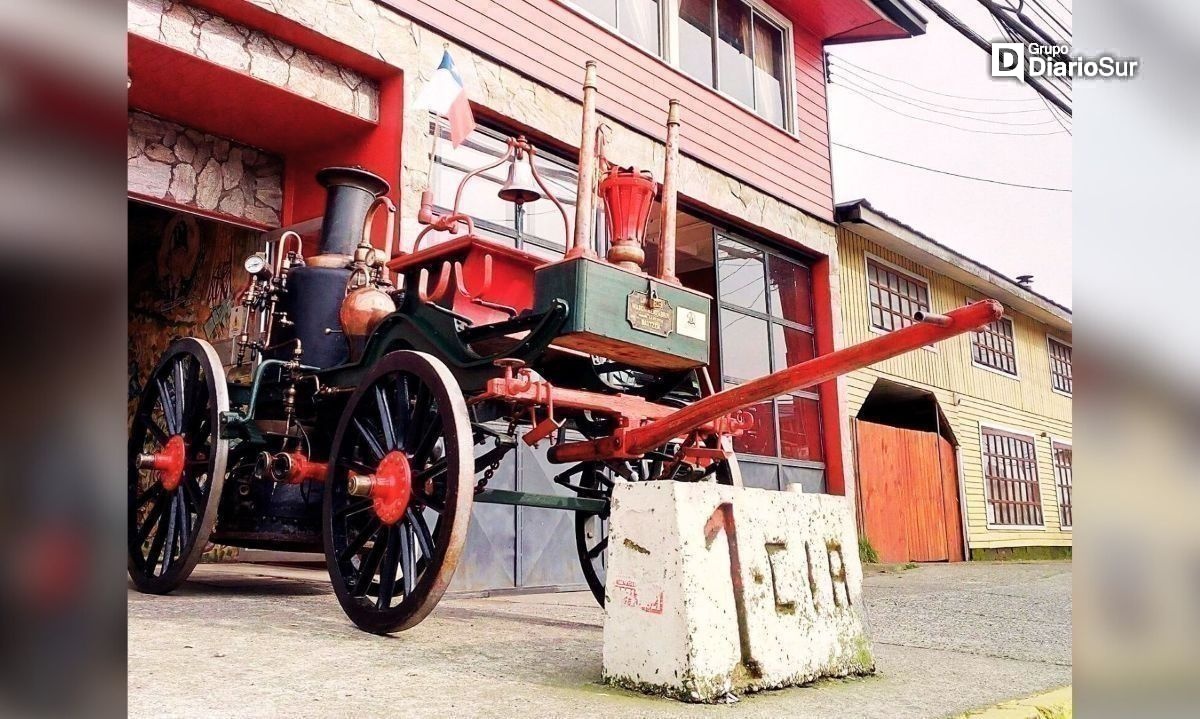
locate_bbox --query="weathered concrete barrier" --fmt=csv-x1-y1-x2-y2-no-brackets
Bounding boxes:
602,482,873,702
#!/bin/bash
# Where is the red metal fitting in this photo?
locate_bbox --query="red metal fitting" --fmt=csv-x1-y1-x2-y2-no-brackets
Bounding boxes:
352,451,413,525
599,166,656,272
277,452,328,485
136,435,186,491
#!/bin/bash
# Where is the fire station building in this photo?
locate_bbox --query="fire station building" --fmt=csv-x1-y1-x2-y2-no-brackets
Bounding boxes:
126,0,927,590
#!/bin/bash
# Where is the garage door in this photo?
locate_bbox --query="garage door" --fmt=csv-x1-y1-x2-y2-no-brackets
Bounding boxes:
855,420,964,563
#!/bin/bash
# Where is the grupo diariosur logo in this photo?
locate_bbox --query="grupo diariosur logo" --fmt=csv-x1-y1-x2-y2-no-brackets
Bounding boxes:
991,43,1139,81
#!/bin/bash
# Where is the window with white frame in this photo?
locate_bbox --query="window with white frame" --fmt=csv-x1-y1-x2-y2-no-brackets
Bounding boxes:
567,0,792,130
865,257,930,333
1047,337,1072,394
572,0,664,54
981,427,1044,527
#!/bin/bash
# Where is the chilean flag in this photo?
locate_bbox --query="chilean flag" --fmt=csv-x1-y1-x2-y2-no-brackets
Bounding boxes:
415,50,476,147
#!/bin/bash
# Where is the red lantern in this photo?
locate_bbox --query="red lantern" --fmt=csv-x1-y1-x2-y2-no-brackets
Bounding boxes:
598,166,657,272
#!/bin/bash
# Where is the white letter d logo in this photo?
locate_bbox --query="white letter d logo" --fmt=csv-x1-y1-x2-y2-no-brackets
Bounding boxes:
991,43,1025,80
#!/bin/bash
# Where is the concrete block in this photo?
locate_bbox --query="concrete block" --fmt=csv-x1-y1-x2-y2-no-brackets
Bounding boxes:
602,482,873,702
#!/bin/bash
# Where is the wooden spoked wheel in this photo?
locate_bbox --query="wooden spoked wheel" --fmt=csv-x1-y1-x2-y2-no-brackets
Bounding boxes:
323,351,474,634
127,338,229,594
575,452,736,606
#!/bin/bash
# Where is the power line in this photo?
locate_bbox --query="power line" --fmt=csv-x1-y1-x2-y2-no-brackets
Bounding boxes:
914,0,1072,116
831,62,1053,115
831,73,1059,126
830,80,1068,135
833,143,1071,192
830,54,1044,103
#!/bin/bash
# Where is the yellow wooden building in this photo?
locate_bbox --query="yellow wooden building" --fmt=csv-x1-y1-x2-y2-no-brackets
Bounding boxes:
835,201,1072,561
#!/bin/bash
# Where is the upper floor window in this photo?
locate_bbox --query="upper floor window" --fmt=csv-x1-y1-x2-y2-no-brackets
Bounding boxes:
972,310,1018,376
573,0,663,54
866,257,930,333
684,0,788,127
1047,337,1072,395
568,0,792,130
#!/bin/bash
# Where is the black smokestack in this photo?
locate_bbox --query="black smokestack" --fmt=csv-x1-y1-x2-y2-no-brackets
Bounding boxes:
314,167,390,256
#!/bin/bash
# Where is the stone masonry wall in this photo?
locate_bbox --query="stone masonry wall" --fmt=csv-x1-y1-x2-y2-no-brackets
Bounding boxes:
128,0,379,121
128,110,284,227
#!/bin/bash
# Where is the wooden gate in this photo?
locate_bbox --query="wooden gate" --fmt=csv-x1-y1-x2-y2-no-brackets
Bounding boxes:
855,420,964,563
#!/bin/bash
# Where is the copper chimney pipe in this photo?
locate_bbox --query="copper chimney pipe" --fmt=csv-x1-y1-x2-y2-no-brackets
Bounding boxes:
657,99,682,284
567,60,600,260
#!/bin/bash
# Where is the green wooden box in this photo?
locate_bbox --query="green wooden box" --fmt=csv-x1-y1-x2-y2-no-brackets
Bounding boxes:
532,257,712,370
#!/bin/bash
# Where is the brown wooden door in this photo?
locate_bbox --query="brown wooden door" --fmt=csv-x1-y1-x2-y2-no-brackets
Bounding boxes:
855,421,964,563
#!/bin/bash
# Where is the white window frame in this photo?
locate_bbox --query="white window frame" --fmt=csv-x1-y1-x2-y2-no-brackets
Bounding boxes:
1046,335,1073,397
978,422,1046,531
863,252,937,353
560,0,799,134
1050,436,1072,531
966,297,1020,380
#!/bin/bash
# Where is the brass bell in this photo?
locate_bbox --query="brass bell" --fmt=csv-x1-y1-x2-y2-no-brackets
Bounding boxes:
497,152,542,204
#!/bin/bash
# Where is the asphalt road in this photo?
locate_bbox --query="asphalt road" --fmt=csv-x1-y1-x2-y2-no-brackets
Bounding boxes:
128,561,1071,718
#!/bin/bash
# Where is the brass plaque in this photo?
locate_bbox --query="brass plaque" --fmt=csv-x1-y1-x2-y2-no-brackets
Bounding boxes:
626,292,673,337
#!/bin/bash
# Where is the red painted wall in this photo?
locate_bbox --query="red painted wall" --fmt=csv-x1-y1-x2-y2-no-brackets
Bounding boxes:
386,0,837,222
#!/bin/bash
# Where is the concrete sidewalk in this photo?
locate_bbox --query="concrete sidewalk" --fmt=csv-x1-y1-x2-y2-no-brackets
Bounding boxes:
128,561,1071,718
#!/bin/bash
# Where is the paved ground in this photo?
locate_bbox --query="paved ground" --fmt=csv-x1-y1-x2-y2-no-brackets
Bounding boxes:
128,561,1071,718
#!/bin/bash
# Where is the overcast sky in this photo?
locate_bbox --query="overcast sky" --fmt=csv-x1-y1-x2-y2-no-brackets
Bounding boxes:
827,0,1072,306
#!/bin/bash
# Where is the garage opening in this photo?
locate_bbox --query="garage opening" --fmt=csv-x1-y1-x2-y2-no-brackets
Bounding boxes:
854,379,964,563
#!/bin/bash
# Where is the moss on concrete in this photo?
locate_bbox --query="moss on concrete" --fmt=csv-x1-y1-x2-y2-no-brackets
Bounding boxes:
970,546,1072,561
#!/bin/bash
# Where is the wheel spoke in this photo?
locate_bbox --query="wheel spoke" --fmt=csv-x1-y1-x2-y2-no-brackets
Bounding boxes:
136,494,170,548
375,385,397,452
412,459,447,485
156,378,179,435
140,414,170,446
340,458,376,476
353,418,386,461
180,475,203,513
172,358,187,431
353,532,388,597
176,489,192,547
376,526,400,609
410,413,443,467
399,522,415,596
406,384,432,449
335,498,373,520
393,375,412,448
587,536,608,560
407,508,434,560
134,484,162,511
143,511,169,572
338,516,381,565
159,493,180,574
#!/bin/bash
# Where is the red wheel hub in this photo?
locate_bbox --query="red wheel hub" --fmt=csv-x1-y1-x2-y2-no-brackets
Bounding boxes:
369,451,413,525
138,435,186,491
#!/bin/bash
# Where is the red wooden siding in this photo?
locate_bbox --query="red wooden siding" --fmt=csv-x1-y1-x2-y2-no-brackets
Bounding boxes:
385,0,836,222
856,421,964,563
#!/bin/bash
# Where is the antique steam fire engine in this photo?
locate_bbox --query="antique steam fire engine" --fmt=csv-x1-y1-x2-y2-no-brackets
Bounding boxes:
128,62,1002,634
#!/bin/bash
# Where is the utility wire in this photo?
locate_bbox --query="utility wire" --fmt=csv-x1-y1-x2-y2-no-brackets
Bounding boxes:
830,80,1068,135
830,55,1044,104
914,0,1072,116
831,62,1053,115
833,143,1071,192
831,72,1059,125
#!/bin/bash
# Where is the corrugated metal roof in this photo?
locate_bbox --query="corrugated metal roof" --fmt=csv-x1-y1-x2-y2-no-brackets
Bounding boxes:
836,199,1072,325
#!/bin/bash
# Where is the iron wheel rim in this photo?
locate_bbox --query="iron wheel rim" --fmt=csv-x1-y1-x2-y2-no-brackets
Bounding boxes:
323,351,473,634
127,338,229,594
